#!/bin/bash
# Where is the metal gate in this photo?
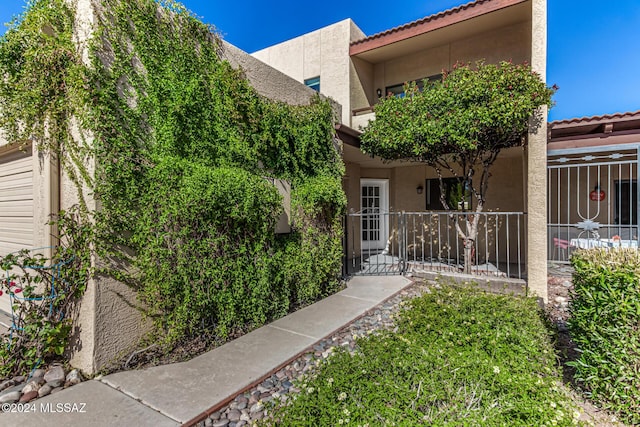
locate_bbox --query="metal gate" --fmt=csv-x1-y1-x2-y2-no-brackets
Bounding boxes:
343,211,405,276
548,144,640,263
343,211,526,279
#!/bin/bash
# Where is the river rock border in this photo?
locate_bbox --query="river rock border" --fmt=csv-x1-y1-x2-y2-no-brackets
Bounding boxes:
0,364,84,404
197,281,431,427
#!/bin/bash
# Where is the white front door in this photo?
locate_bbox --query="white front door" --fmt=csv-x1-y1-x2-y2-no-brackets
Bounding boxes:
360,179,389,251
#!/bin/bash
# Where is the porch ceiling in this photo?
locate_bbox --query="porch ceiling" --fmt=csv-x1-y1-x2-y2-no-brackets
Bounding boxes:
343,144,416,169
343,142,525,169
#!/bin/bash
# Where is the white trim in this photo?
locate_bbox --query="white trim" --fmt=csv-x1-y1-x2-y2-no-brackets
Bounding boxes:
360,179,389,251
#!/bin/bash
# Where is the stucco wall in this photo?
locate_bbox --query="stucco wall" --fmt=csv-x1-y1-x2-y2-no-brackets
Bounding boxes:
60,0,153,374
0,34,122,374
347,149,525,213
222,42,318,107
351,57,374,117
66,1,343,374
223,40,342,120
252,17,530,128
351,111,375,132
527,0,548,301
47,0,349,375
359,21,530,112
252,19,364,124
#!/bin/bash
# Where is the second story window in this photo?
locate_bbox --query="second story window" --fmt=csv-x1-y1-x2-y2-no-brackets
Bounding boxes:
385,74,442,98
304,76,320,92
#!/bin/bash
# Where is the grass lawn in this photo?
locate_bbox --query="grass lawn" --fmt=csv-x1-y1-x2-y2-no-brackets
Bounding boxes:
261,285,583,426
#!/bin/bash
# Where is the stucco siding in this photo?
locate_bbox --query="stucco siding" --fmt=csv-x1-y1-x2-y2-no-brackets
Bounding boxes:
221,41,322,107
526,0,548,301
370,21,529,102
380,44,449,91
450,22,530,65
319,20,354,124
351,57,374,109
304,30,322,79
251,19,359,124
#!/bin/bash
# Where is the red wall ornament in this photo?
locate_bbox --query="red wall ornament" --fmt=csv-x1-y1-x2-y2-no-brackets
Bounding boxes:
589,187,605,202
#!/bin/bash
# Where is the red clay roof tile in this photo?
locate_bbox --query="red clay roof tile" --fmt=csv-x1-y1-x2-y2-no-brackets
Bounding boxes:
350,0,492,47
550,110,640,127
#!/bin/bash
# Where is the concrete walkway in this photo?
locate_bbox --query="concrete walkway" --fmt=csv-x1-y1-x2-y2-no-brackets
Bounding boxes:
0,275,411,426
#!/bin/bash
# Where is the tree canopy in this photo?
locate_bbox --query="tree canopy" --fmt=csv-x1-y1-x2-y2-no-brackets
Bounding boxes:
360,61,556,273
361,61,555,210
360,61,556,170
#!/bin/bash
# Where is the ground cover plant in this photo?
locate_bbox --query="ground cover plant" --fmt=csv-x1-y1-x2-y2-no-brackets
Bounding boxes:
569,249,640,425
263,285,582,426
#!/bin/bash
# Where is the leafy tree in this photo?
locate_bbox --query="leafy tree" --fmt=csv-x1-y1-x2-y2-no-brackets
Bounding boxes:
360,61,556,274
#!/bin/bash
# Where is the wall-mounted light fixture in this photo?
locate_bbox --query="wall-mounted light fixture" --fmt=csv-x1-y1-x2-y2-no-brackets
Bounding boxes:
416,185,424,195
376,88,382,98
589,184,605,202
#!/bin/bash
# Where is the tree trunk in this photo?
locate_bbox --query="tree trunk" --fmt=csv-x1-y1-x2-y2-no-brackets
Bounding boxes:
463,236,474,275
457,205,482,275
435,165,487,275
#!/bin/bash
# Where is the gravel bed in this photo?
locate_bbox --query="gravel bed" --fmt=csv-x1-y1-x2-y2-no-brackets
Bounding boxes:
197,281,431,427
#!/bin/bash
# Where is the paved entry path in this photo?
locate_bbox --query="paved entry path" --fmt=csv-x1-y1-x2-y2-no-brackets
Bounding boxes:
0,275,411,426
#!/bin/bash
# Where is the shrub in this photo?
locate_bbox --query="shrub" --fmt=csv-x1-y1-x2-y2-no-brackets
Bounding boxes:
569,249,640,424
276,228,342,307
271,176,346,308
127,160,347,347
0,208,92,377
131,159,288,344
265,286,581,426
292,175,347,226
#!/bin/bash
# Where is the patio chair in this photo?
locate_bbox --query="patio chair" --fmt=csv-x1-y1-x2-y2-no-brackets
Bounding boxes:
553,237,570,261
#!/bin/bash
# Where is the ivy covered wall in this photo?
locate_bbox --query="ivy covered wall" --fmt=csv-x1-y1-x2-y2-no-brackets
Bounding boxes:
0,0,346,372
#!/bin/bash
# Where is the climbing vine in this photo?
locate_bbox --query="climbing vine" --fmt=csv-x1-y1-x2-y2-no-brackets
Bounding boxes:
0,0,346,369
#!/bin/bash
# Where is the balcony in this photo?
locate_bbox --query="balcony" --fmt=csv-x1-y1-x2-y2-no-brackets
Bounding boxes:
351,106,375,131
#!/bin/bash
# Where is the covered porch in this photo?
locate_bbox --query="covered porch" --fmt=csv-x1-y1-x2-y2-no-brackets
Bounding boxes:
339,126,531,281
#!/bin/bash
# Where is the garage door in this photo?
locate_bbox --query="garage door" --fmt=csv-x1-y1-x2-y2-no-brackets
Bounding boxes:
0,150,34,314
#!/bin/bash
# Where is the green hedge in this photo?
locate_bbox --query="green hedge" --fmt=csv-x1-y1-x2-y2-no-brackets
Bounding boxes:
569,249,640,424
132,159,285,342
288,176,346,304
130,160,346,344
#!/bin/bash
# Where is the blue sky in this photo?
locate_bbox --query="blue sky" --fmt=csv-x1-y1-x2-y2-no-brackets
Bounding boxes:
1,0,639,121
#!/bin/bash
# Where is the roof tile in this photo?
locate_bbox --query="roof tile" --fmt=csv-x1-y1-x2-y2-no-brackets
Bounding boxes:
350,0,490,47
550,110,640,127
